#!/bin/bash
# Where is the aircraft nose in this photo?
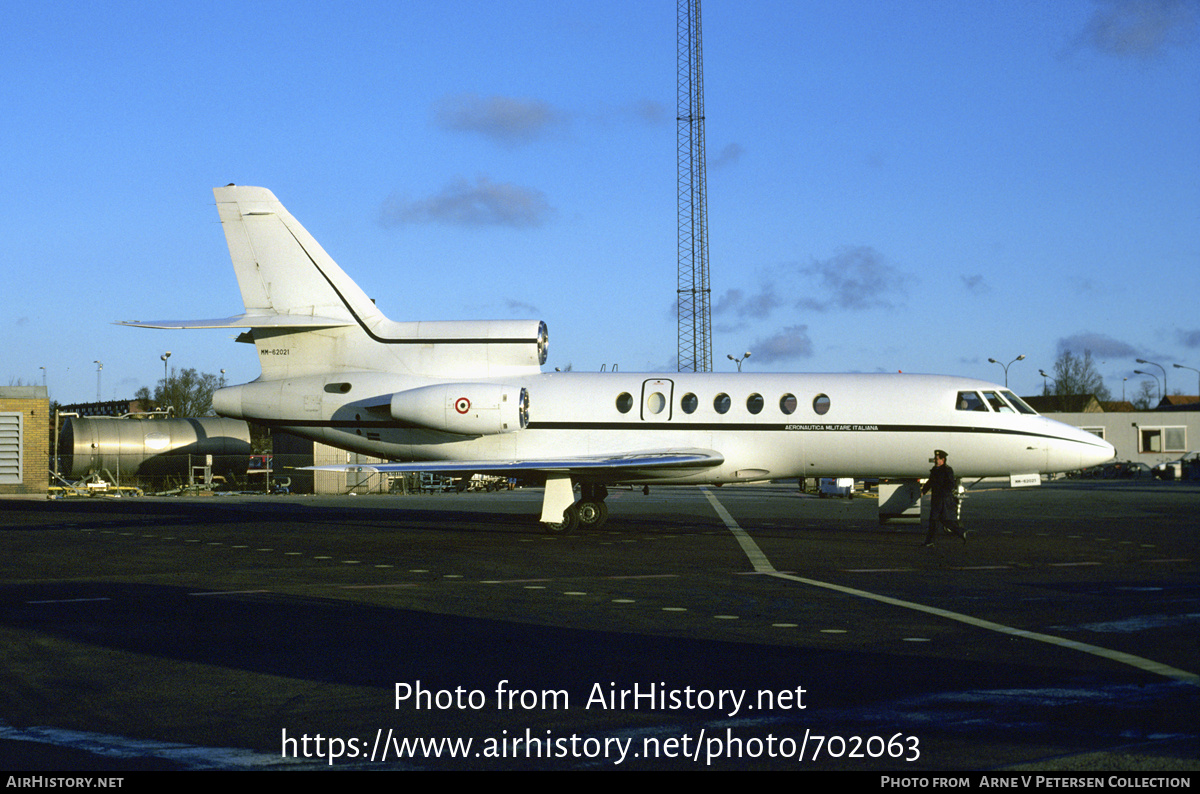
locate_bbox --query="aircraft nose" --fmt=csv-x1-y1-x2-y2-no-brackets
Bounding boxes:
1044,420,1114,473
1075,428,1115,470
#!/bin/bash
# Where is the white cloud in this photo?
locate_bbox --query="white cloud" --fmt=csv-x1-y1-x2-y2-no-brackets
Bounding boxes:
379,176,554,228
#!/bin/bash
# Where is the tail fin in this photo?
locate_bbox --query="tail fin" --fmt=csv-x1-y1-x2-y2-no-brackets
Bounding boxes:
214,185,382,326
125,186,548,381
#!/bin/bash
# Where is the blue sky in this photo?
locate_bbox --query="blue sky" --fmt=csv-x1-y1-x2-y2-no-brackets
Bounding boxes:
4,0,1198,404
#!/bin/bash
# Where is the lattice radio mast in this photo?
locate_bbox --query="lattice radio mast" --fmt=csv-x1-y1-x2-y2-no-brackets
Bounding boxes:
677,0,712,372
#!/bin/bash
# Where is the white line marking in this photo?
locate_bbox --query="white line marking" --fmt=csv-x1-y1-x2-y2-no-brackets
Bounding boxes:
701,488,1199,686
188,590,270,597
26,598,111,605
701,488,775,573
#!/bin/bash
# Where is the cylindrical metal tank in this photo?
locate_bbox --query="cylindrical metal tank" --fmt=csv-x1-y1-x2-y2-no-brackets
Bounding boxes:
58,417,251,479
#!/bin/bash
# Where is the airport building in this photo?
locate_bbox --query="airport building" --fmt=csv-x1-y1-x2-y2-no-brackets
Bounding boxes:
1040,400,1199,472
0,386,50,496
273,432,388,495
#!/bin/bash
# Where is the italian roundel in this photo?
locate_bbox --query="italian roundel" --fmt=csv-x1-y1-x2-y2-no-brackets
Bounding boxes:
454,397,471,414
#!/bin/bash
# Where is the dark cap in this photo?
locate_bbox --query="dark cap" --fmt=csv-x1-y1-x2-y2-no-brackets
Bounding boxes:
934,449,948,459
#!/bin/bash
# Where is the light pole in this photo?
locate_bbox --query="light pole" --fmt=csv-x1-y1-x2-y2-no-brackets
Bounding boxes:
1038,369,1056,395
1174,363,1199,398
1136,359,1166,397
161,351,171,384
1134,370,1160,404
988,354,1024,387
93,360,103,401
727,352,751,372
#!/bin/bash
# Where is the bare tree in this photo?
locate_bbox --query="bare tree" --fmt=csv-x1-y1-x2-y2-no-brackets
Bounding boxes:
1130,380,1157,411
1051,349,1111,401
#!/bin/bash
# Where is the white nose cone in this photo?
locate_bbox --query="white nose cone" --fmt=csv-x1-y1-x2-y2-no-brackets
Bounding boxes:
1046,421,1115,473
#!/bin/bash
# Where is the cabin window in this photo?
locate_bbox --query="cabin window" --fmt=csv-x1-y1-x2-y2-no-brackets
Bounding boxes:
681,392,698,414
616,392,633,413
780,393,797,415
813,394,830,415
646,391,667,414
956,391,987,411
1001,390,1038,415
714,393,731,414
982,391,1014,413
747,393,764,414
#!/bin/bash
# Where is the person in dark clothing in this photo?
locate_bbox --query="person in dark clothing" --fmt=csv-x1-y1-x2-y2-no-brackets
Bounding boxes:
921,449,966,546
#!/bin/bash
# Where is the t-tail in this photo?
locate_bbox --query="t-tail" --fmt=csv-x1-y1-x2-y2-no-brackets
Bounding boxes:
124,185,548,381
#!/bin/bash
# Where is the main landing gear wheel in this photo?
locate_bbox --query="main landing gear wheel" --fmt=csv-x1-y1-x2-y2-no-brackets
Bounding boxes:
576,499,609,528
543,503,580,534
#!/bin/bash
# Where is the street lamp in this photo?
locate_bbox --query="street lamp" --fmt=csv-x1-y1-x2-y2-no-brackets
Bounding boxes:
1173,363,1199,398
1136,359,1166,397
727,352,751,372
1038,369,1056,395
987,354,1025,387
161,351,171,383
93,360,103,401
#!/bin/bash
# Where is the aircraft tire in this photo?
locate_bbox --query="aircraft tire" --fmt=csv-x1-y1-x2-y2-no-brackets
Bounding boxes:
543,503,580,534
577,499,609,529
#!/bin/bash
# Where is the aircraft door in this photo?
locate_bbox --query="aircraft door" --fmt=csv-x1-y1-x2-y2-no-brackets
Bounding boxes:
641,379,674,421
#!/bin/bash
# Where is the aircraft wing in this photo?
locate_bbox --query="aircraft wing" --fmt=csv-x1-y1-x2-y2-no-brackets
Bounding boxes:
304,448,724,477
120,313,355,330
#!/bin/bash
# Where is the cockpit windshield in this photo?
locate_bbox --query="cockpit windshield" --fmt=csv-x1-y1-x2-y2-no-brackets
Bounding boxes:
956,391,987,411
1001,390,1038,415
982,391,1014,413
956,389,1038,415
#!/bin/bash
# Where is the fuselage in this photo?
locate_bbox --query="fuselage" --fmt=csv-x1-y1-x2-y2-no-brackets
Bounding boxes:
214,370,1115,484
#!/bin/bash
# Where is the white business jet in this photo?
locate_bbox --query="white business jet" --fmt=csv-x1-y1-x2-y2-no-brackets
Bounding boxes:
125,186,1115,531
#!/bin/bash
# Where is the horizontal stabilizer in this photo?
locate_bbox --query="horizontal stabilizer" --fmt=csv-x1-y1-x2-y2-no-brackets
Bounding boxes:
120,313,356,330
304,449,724,476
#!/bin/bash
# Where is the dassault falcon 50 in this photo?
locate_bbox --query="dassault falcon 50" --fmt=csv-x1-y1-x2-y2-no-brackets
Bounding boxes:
125,186,1115,530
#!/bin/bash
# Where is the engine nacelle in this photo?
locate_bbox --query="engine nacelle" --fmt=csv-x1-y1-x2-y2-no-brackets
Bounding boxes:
390,384,529,435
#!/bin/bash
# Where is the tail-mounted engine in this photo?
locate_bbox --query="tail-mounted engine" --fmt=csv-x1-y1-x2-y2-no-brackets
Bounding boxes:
390,383,529,436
